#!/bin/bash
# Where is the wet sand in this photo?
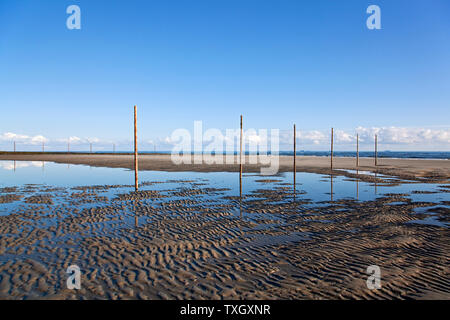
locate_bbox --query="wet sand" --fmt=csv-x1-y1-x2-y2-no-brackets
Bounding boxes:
0,176,449,300
1,153,449,182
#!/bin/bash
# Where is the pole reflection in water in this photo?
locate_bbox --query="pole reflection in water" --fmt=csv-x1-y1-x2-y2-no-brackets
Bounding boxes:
14,160,16,172
356,169,359,200
134,200,139,228
374,172,378,195
239,165,242,219
293,169,296,202
330,174,334,202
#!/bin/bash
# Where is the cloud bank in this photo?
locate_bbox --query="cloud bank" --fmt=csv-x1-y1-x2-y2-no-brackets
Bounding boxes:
1,126,449,151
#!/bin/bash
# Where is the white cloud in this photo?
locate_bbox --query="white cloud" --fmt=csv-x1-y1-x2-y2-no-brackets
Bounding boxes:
289,130,327,145
0,132,48,145
1,127,449,151
54,136,101,145
280,126,450,149
355,126,450,145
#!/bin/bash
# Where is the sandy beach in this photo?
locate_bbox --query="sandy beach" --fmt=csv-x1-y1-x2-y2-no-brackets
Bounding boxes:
0,154,449,300
1,153,449,182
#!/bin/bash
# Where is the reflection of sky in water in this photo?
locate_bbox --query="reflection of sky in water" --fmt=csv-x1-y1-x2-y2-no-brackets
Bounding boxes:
0,161,449,217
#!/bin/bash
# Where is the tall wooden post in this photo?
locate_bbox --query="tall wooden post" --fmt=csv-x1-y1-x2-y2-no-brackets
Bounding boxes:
330,128,334,170
293,124,296,200
90,143,92,154
134,105,139,191
113,143,115,153
42,142,45,153
293,124,296,174
356,133,359,167
13,141,16,153
375,134,378,166
68,140,70,153
240,115,243,166
239,115,243,198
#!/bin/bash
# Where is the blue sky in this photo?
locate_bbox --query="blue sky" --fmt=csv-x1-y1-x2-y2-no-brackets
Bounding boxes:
0,0,449,151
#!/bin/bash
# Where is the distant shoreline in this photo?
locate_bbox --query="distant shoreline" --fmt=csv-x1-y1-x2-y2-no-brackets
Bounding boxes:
0,151,449,160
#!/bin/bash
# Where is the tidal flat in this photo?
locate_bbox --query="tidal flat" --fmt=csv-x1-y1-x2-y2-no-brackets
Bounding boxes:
0,161,448,299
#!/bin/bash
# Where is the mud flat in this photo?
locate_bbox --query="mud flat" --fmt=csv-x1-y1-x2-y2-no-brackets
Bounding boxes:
1,153,449,183
0,176,449,300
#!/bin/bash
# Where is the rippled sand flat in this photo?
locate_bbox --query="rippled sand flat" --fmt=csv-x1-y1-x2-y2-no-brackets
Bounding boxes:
0,174,448,300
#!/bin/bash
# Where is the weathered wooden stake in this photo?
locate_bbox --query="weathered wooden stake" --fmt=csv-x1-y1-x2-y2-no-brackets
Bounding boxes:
239,115,243,198
90,143,92,154
293,124,296,200
375,134,378,166
293,124,296,174
13,141,16,153
356,133,359,167
134,105,139,191
42,142,45,153
330,128,334,170
113,143,115,153
240,115,243,166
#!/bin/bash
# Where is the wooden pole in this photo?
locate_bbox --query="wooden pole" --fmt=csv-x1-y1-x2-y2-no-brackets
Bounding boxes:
375,134,378,166
293,124,296,200
293,124,296,174
330,128,334,170
113,143,115,153
90,143,92,154
134,105,139,191
13,141,16,153
239,115,243,198
42,142,45,153
240,115,243,166
356,133,359,167
68,140,70,153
